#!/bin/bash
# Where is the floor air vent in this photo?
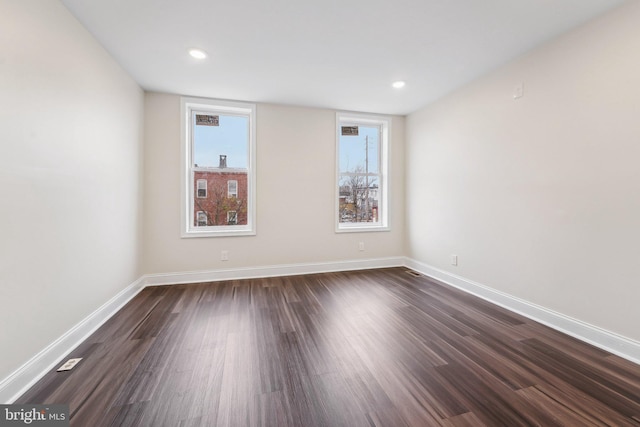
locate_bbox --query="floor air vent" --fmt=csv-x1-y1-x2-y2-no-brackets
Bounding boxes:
405,270,422,277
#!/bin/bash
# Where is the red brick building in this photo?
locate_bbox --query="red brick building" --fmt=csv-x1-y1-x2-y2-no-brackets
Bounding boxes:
193,167,248,227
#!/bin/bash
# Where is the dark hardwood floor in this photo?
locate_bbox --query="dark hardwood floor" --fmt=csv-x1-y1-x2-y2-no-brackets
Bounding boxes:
17,268,640,426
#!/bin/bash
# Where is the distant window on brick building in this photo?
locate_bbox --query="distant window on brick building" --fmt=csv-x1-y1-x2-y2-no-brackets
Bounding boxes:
196,211,208,226
228,180,238,198
196,179,207,198
227,211,237,225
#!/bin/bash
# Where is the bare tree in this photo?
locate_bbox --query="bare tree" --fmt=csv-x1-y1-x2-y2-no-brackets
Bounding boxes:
339,166,377,222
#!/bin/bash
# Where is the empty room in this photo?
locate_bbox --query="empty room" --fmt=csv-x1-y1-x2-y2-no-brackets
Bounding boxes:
1,0,639,425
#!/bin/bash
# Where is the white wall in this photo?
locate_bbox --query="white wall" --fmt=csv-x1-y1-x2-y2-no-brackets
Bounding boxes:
0,0,144,381
143,94,404,274
406,1,640,342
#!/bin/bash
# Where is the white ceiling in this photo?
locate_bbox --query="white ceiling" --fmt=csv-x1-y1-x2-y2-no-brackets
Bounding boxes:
60,0,625,115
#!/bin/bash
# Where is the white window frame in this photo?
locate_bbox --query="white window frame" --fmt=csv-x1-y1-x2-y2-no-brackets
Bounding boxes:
181,97,256,237
196,179,207,198
227,180,238,198
335,112,390,233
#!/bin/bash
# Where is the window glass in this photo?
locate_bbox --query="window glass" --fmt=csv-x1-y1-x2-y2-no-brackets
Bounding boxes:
182,98,256,237
336,114,389,232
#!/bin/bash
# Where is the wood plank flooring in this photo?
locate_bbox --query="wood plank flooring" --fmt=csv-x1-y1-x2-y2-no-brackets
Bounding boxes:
17,268,640,426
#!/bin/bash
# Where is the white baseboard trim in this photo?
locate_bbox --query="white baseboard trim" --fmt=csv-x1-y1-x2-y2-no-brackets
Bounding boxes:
143,256,405,286
0,277,145,404
6,256,635,405
405,258,640,365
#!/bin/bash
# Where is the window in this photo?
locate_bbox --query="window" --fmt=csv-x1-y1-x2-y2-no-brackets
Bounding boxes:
336,112,390,232
196,179,207,198
196,211,208,227
227,211,237,225
228,180,238,198
181,98,256,237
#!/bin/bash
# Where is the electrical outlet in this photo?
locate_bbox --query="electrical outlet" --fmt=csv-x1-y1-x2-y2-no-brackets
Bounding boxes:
221,250,229,261
451,255,458,266
358,242,365,251
57,358,82,372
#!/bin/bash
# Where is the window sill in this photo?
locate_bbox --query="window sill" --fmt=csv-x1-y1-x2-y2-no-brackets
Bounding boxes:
181,228,256,238
335,225,390,233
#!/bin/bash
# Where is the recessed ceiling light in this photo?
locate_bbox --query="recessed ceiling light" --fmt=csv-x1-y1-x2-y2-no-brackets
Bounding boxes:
392,81,406,89
188,49,207,59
